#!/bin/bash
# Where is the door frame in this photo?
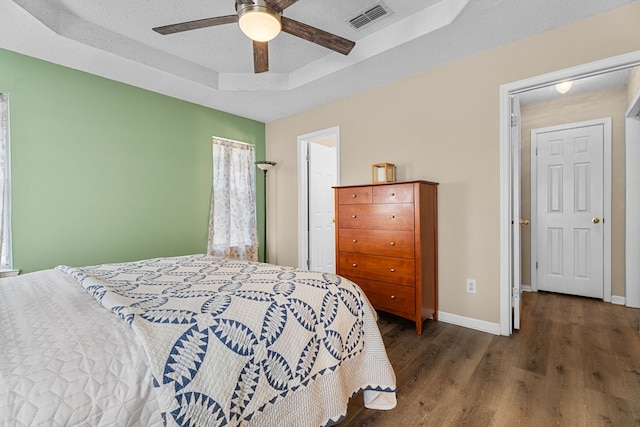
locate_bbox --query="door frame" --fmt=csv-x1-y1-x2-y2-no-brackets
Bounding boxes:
499,49,640,336
297,126,341,270
626,91,640,308
511,95,523,330
529,118,612,301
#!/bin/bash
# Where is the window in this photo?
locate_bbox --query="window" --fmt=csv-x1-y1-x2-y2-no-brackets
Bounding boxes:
207,137,258,261
0,93,11,269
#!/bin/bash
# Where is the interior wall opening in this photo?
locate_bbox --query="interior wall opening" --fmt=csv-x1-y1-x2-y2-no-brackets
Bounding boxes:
500,50,640,335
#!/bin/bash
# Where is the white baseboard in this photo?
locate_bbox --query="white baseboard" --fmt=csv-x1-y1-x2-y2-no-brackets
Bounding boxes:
611,295,626,305
438,311,501,335
521,284,532,292
0,269,19,278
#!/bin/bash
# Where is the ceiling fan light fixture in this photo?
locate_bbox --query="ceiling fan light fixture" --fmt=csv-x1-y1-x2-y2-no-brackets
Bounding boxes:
238,2,282,42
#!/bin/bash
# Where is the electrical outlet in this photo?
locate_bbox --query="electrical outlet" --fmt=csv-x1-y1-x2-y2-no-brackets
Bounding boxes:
466,279,477,294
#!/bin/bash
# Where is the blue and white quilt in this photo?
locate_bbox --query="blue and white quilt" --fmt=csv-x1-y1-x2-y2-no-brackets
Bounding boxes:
57,254,396,426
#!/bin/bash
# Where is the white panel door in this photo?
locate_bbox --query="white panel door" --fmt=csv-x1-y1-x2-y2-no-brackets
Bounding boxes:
308,142,337,273
535,123,604,298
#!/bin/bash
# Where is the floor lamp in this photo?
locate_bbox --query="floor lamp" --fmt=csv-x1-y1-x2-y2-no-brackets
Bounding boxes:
255,161,276,263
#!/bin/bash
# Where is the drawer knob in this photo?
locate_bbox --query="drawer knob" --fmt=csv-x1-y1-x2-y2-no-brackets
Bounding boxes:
352,194,357,198
352,263,357,267
390,295,396,299
390,242,395,246
390,192,395,196
352,239,357,243
390,215,396,219
390,268,396,272
352,214,357,218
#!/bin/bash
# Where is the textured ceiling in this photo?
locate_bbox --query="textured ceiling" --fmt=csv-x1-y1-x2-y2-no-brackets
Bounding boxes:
46,0,435,74
0,0,635,122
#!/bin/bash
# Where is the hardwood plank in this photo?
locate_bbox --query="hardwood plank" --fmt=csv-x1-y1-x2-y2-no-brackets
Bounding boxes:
606,305,640,359
579,324,619,395
624,307,640,333
512,310,550,375
443,339,507,425
614,355,640,417
490,367,548,426
540,322,586,425
582,388,634,426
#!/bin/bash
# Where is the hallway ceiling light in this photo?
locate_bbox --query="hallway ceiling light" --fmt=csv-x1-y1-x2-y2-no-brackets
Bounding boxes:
555,81,573,94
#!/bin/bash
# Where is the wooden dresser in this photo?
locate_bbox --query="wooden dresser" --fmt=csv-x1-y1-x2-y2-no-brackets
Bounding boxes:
334,181,438,335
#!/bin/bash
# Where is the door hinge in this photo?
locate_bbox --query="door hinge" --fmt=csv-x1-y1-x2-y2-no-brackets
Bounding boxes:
512,287,519,301
306,152,310,162
306,259,310,269
511,114,518,127
536,261,538,270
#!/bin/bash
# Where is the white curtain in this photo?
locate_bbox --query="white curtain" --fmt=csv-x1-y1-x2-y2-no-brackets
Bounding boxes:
207,137,258,261
0,94,10,269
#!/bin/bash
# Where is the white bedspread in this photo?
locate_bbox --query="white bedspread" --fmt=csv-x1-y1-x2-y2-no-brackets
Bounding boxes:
0,255,396,426
0,269,163,426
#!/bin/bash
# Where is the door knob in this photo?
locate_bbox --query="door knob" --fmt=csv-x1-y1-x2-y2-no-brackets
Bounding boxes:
592,217,601,224
519,219,530,226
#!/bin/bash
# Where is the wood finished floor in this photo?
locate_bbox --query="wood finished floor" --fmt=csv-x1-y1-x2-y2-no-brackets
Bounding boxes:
342,291,640,426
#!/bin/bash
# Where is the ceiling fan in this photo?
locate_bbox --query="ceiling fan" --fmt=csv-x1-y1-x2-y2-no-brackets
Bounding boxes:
152,0,356,74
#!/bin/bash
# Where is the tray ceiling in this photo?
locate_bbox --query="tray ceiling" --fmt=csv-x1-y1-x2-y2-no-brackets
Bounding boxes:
0,0,634,122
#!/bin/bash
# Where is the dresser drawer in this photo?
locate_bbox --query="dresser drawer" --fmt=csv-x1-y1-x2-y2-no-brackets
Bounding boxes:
373,183,414,204
345,276,415,316
337,204,414,230
338,229,414,258
337,187,372,204
338,253,414,286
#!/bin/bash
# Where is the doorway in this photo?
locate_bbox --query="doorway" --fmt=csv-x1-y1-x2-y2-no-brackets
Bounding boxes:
297,127,340,272
499,50,640,335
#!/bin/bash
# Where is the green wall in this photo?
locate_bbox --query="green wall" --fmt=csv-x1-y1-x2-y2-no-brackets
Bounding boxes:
0,48,266,273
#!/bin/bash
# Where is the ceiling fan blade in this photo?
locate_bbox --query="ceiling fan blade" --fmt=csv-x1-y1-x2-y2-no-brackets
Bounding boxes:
281,17,355,55
264,0,299,13
153,15,238,35
253,41,269,73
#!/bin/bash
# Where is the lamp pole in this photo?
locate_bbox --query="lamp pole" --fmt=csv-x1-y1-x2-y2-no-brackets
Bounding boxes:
255,161,276,263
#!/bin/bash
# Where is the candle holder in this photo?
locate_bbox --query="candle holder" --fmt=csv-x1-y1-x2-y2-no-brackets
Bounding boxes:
372,162,396,184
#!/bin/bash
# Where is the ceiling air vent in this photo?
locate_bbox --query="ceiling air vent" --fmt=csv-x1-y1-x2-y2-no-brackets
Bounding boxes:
347,2,393,31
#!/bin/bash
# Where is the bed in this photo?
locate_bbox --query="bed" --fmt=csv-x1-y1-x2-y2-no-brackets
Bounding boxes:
0,254,396,426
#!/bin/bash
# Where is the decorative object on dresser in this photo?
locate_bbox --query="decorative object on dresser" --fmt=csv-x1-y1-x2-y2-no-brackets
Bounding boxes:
371,162,396,184
334,180,438,335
